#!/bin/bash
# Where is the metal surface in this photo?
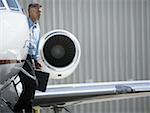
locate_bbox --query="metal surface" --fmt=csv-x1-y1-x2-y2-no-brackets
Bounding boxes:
34,80,150,107
0,98,13,113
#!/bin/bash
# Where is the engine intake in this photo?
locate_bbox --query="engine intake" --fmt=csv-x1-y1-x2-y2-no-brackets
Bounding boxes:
38,30,81,79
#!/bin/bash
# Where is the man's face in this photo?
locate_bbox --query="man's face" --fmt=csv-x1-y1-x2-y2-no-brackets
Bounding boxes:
29,6,42,21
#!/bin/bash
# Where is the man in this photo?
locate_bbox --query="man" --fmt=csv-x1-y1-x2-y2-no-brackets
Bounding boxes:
13,3,42,113
28,3,42,69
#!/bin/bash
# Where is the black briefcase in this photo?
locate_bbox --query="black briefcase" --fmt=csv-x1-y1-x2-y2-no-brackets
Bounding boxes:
35,70,49,92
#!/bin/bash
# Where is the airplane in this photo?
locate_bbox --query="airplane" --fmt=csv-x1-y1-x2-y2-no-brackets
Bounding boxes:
0,0,150,113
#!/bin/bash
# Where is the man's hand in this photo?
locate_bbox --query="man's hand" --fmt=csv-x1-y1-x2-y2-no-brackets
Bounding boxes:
35,61,42,69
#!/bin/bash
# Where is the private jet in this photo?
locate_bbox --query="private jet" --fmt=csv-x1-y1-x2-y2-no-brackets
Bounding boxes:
0,0,150,113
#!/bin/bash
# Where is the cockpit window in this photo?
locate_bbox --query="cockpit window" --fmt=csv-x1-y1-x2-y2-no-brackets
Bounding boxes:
6,0,19,10
0,0,4,7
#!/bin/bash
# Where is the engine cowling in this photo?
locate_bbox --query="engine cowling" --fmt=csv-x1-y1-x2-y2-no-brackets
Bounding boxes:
38,29,81,79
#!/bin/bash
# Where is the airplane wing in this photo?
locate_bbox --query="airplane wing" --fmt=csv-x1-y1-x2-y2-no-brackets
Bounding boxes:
33,80,150,107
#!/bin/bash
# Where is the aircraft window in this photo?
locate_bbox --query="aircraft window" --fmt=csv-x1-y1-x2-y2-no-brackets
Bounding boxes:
6,0,19,10
0,0,4,7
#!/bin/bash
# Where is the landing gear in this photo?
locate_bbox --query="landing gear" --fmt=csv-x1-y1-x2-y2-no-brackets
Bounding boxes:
52,105,71,113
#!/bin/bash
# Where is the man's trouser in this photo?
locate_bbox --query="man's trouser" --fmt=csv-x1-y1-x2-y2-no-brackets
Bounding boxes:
13,54,36,113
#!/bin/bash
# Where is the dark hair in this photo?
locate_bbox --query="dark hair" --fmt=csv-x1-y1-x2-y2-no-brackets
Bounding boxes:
28,3,42,10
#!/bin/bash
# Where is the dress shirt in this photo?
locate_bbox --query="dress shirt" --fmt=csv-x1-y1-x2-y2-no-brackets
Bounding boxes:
28,18,40,61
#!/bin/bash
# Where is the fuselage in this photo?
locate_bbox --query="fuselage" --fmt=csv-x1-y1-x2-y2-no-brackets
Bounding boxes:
0,0,29,84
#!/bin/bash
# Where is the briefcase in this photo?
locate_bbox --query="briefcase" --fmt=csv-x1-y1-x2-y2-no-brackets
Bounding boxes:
35,70,49,92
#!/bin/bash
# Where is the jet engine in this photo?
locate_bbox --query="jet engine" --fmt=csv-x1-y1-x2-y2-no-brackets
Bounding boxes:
38,29,81,79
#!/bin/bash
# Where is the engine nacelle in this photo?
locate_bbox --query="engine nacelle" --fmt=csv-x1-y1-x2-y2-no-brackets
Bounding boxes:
38,29,81,79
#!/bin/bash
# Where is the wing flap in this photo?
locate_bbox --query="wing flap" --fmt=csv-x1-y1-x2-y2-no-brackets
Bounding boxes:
33,80,150,107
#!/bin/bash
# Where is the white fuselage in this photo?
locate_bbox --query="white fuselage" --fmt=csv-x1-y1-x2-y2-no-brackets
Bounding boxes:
0,6,29,84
